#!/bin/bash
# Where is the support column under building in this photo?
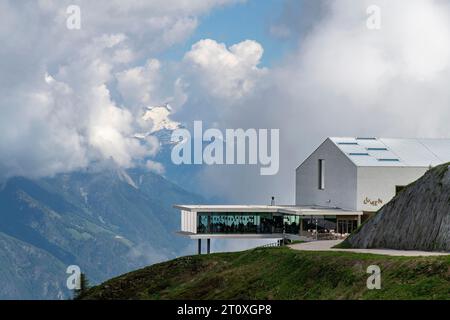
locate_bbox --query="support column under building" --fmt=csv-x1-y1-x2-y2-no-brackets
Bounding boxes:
198,239,202,255
207,239,211,254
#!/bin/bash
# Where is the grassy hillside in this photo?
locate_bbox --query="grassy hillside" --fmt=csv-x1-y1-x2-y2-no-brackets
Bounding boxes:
81,247,450,300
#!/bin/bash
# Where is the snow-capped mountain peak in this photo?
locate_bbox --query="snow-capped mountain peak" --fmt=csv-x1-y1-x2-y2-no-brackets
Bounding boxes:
134,103,182,146
141,104,181,134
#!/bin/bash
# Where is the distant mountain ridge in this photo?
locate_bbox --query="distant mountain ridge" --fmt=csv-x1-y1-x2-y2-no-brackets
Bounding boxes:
0,167,203,299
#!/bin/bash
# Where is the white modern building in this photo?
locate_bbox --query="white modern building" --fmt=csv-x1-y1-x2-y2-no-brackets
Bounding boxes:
175,137,450,254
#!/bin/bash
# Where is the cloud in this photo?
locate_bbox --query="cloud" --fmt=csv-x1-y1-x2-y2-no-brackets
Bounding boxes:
0,32,152,178
183,39,267,100
0,0,240,180
145,160,165,175
116,59,162,111
188,0,450,204
3,0,450,208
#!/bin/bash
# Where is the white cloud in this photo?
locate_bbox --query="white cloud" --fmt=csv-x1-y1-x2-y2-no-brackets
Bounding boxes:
145,160,165,175
191,0,450,204
4,0,450,208
1,36,154,176
183,39,267,100
116,59,162,111
0,1,240,180
278,0,450,133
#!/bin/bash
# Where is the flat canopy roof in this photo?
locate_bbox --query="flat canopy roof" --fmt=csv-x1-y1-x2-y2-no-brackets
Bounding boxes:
173,205,363,216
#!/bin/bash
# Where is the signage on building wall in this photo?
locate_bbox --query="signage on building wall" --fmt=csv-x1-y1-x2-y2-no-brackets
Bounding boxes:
363,197,383,206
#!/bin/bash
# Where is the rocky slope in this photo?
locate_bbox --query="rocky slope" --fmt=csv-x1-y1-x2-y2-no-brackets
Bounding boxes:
344,163,450,251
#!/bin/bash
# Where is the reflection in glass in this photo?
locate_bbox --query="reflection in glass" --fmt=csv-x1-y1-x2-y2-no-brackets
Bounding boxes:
197,212,301,235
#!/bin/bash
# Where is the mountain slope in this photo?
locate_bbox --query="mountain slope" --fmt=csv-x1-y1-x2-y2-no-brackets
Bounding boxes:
0,168,203,299
80,247,450,300
0,232,67,299
343,163,450,251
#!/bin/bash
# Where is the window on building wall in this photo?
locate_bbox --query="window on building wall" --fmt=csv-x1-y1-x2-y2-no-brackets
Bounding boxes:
318,159,325,190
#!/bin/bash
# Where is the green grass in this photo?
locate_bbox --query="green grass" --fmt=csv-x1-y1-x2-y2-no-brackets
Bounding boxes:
81,247,450,300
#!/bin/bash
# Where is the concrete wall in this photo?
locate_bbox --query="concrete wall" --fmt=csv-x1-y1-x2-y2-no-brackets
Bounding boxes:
296,138,358,210
356,166,428,211
181,210,197,233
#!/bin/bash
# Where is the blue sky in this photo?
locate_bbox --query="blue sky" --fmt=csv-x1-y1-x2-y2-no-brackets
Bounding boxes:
162,0,293,67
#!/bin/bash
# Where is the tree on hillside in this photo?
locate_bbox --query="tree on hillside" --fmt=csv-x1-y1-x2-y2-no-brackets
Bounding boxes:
73,273,90,300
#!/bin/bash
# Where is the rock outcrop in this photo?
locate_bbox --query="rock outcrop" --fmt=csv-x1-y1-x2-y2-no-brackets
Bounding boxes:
344,163,450,252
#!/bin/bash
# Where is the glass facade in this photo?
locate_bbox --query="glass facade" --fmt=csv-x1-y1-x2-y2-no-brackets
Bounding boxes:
196,212,358,235
197,212,301,235
337,219,358,234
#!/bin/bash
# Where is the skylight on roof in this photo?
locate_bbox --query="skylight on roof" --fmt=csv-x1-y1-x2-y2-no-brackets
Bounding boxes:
338,142,358,145
356,137,377,140
377,158,400,162
367,147,388,151
349,153,370,156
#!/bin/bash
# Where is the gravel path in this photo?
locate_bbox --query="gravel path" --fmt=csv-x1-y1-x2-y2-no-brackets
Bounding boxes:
289,240,449,256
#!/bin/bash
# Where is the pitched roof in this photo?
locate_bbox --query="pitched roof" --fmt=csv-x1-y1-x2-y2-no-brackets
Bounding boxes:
329,137,450,167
